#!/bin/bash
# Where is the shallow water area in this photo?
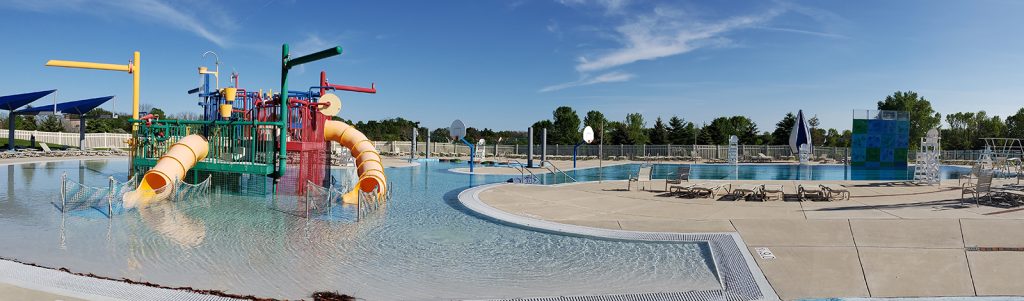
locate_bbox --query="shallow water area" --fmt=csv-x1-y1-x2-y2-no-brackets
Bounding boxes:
0,159,720,300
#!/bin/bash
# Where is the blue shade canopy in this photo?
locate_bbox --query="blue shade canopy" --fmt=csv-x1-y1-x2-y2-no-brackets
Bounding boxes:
0,90,56,111
789,109,813,153
15,96,114,115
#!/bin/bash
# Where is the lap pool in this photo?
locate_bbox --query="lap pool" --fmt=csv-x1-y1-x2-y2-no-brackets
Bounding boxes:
0,159,722,300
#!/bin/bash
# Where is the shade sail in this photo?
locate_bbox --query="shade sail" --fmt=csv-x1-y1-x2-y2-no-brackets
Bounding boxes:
789,110,813,153
15,96,114,115
0,90,56,111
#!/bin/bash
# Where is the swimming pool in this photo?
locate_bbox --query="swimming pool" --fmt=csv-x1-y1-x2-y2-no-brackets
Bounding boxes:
526,163,971,184
0,160,721,300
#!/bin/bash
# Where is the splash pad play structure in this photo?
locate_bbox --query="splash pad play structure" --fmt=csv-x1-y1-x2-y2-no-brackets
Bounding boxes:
47,44,389,213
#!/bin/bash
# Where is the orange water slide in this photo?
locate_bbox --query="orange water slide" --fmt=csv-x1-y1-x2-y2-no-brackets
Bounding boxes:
123,135,209,208
323,120,387,204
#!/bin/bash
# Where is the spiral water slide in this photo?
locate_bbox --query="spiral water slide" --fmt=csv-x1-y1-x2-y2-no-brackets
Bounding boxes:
323,120,387,204
123,135,209,208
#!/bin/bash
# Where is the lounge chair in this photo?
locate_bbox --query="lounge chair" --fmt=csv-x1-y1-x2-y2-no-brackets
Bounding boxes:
668,182,698,195
627,165,653,191
760,184,784,201
798,184,825,201
731,184,761,200
664,165,690,191
689,182,731,198
962,170,994,207
756,153,773,163
820,184,850,200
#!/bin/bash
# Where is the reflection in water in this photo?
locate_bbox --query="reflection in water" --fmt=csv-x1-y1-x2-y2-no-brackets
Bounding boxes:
138,201,208,248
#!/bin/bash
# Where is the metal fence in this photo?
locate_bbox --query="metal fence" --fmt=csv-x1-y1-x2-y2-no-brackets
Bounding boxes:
10,131,1004,164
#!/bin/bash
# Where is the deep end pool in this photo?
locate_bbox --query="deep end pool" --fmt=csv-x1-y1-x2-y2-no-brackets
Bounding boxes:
527,163,972,184
0,159,723,300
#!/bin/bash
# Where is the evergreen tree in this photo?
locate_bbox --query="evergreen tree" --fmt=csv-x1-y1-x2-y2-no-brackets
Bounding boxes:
771,112,796,145
39,115,64,132
649,117,668,144
667,116,697,145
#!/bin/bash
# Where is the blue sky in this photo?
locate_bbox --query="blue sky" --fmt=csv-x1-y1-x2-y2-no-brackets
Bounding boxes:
1,0,1022,132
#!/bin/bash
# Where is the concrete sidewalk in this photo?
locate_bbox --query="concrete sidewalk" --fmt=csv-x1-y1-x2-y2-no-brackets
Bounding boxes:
477,179,1024,300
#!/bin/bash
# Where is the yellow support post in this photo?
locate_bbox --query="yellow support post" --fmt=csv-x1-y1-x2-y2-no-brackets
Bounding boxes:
46,51,141,176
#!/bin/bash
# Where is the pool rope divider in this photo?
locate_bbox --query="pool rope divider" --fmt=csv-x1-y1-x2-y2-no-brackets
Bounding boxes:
457,182,780,301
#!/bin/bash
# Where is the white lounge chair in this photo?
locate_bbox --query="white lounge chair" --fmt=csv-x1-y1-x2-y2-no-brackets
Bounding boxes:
798,184,825,201
731,184,760,200
761,184,784,201
627,165,653,191
820,184,850,200
664,165,690,191
690,182,731,198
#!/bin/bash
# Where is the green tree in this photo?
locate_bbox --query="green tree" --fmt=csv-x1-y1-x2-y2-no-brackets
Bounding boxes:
624,113,648,144
531,119,553,143
771,112,796,145
1006,108,1024,139
649,117,668,144
667,116,697,145
16,115,36,131
876,91,942,149
606,121,629,145
824,128,842,147
551,106,581,145
430,128,451,142
582,110,607,144
38,115,64,132
699,116,759,145
149,107,166,118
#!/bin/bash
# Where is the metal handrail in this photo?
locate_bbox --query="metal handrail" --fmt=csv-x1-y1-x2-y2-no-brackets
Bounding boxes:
541,160,577,183
505,159,537,183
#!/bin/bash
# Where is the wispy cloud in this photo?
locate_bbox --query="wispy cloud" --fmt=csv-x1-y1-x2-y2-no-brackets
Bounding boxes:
0,0,234,47
755,26,848,39
543,1,843,91
539,71,635,92
576,8,783,72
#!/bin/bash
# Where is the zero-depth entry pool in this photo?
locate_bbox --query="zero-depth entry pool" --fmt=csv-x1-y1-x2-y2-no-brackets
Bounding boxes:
0,160,721,300
527,163,972,184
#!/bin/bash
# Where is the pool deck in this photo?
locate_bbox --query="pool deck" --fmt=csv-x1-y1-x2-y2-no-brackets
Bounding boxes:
475,178,1024,300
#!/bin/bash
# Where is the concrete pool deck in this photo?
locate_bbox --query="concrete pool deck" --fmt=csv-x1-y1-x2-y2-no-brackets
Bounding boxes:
474,179,1024,300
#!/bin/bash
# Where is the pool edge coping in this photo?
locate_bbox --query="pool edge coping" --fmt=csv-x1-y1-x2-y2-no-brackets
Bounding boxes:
457,182,779,301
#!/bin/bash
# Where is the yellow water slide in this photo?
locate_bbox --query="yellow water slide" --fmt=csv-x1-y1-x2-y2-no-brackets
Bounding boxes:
323,120,387,204
123,135,209,208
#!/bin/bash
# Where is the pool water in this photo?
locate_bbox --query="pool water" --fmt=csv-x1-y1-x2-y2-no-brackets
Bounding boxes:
528,163,971,184
0,160,720,300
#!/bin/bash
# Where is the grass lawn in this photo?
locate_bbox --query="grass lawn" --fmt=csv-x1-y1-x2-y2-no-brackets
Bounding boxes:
0,138,72,150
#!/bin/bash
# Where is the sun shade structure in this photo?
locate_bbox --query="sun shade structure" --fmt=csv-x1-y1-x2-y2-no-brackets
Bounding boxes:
1,89,57,151
789,109,813,153
15,96,115,150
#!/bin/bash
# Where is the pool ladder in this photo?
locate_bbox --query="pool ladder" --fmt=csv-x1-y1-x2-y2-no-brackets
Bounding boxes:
504,159,539,184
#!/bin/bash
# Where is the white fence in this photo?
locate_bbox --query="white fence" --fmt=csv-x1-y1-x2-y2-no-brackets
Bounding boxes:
12,130,130,149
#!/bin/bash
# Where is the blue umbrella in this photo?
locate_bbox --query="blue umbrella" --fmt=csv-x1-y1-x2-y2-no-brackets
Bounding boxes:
789,110,812,153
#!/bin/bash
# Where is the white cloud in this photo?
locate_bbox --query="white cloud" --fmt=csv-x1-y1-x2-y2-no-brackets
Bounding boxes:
576,9,783,72
539,71,635,92
0,0,233,47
